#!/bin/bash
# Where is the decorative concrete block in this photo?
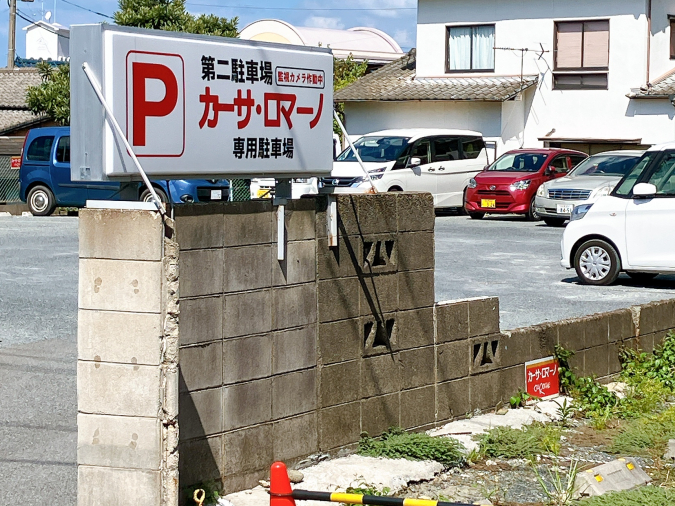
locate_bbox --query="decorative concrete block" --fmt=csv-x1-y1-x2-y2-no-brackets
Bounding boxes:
79,209,163,261
397,308,434,349
179,342,223,392
317,236,361,280
360,273,398,317
78,310,162,366
361,353,400,398
437,340,471,382
272,369,317,419
319,360,360,408
180,249,224,298
222,424,273,475
468,297,500,337
399,346,435,390
356,193,398,235
401,386,435,429
398,270,434,311
437,378,470,420
180,296,223,346
79,259,162,313
223,200,273,247
223,289,272,338
273,283,317,330
318,319,361,364
362,312,398,356
78,466,160,506
436,301,470,343
318,278,360,322
179,435,223,485
273,240,316,286
77,413,160,470
174,203,225,250
272,413,318,462
319,402,360,450
361,233,398,275
222,379,272,431
397,232,434,272
223,245,273,293
78,362,160,418
361,393,399,437
397,193,435,232
223,334,272,384
179,387,223,439
273,325,316,374
469,334,503,374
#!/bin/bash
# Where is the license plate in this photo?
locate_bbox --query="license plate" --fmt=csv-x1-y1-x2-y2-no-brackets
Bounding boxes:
211,189,222,200
257,188,272,198
481,199,496,209
557,204,574,214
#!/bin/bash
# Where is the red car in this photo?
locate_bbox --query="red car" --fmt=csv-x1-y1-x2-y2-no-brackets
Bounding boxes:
464,148,587,220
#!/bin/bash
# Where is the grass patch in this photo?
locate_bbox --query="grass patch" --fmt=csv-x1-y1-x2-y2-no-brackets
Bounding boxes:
578,486,675,506
608,406,675,456
475,423,562,459
358,427,465,467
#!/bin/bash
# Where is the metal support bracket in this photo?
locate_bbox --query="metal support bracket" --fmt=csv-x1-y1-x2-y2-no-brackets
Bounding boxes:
274,178,292,261
327,195,338,247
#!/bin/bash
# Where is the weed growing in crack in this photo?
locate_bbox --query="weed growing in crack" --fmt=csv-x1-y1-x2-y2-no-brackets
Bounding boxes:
476,423,562,459
530,457,579,506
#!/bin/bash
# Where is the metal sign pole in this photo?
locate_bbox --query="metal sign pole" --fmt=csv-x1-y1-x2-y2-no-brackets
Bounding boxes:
333,111,377,193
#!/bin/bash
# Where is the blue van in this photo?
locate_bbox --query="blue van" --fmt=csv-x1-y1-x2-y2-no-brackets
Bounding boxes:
19,126,230,215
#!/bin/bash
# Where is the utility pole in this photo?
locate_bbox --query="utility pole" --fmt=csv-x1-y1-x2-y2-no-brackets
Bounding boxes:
8,0,17,69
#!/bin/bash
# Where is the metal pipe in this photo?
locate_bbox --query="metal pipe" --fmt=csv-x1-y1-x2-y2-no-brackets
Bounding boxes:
646,0,652,84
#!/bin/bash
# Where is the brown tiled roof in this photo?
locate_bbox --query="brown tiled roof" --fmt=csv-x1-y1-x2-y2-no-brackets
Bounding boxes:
335,49,538,102
628,67,675,98
0,110,47,135
0,68,47,134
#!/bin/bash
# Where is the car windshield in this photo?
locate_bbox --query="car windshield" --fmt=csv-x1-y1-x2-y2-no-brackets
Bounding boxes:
568,154,641,177
337,136,410,162
487,152,547,172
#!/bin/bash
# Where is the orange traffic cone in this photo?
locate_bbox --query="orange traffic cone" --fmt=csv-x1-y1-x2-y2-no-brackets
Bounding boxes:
270,462,295,506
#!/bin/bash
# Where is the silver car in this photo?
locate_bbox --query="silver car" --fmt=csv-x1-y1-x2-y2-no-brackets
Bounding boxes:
534,150,644,226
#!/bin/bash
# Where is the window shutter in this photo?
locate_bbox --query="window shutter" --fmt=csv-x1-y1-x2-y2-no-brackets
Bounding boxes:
556,22,582,68
583,20,609,68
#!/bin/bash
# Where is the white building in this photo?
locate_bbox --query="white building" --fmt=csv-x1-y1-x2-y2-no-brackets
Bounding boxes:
336,0,675,155
23,21,70,61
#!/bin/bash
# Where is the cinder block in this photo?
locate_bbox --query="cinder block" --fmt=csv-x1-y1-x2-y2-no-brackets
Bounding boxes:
400,346,435,390
78,413,160,470
568,348,584,376
609,341,623,375
272,413,318,462
180,249,224,298
397,232,434,271
278,200,316,241
361,393,400,437
436,301,470,343
585,315,610,348
574,458,651,499
469,334,503,374
273,240,316,286
222,424,273,475
397,193,435,232
318,319,361,364
529,323,558,358
273,283,317,330
318,278,360,322
272,369,317,419
79,259,162,313
397,308,434,349
222,200,273,247
468,297,500,337
221,469,268,496
179,435,223,485
223,245,273,293
179,342,223,392
360,273,398,317
469,371,501,411
356,193,398,235
437,340,471,382
78,310,161,366
314,195,329,239
361,353,400,398
223,334,272,384
319,402,361,450
78,362,160,418
640,299,675,334
584,344,610,378
496,365,525,403
320,360,361,408
401,385,435,429
179,387,222,439
608,309,635,342
79,209,164,261
336,194,360,236
557,318,587,351
223,379,272,431
361,233,398,275
361,313,398,357
223,289,272,338
398,270,434,311
78,466,160,506
437,378,470,420
639,332,657,354
500,329,533,368
273,325,317,374
174,203,225,250
180,296,223,346
317,236,361,280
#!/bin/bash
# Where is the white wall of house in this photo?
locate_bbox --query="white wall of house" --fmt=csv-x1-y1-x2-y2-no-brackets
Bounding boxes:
24,22,69,61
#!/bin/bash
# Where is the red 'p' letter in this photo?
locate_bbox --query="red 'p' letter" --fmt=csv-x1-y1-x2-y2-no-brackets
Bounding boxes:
132,62,178,146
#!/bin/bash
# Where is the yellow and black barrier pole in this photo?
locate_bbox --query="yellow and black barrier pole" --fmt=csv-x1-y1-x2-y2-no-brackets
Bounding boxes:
269,462,475,506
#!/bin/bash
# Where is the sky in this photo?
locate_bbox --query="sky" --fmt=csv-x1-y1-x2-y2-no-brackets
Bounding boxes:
0,0,417,65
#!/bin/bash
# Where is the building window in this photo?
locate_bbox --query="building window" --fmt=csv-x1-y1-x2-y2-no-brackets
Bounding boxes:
670,16,675,59
447,25,495,72
554,20,609,90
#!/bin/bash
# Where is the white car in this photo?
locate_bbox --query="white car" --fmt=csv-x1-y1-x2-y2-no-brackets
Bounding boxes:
323,129,490,209
561,145,675,285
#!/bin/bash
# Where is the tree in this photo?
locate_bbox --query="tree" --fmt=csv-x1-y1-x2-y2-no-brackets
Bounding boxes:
26,0,238,124
333,54,367,136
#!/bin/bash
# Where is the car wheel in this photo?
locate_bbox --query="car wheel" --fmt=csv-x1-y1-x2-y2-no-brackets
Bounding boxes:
469,212,485,220
527,196,541,221
574,239,621,286
27,185,56,216
388,186,403,192
627,272,658,282
140,187,169,205
543,217,566,227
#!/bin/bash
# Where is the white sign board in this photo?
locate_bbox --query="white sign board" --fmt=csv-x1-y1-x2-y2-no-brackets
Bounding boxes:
70,24,334,180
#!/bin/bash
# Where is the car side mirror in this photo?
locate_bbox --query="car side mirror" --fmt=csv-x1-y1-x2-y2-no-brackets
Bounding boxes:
632,182,657,198
409,157,421,168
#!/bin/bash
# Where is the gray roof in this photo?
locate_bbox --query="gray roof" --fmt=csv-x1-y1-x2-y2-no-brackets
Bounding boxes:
628,68,675,98
0,68,47,135
334,49,539,102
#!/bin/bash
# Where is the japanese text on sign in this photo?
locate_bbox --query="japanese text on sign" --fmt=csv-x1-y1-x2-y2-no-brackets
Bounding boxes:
525,357,560,400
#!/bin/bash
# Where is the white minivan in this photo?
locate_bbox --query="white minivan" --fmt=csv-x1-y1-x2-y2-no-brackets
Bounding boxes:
562,144,675,285
323,129,490,209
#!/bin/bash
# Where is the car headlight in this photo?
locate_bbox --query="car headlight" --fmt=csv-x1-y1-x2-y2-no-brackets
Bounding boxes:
368,167,387,181
570,203,593,221
593,186,612,198
537,185,547,197
510,179,531,191
468,178,477,189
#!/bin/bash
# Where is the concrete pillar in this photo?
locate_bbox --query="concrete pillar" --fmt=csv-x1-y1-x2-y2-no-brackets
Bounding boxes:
77,209,178,506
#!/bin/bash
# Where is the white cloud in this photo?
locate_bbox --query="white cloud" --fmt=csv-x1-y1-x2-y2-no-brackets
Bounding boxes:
304,16,345,29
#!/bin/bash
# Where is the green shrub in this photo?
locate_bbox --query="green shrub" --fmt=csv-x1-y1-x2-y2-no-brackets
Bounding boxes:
621,331,675,391
358,427,465,467
609,406,675,456
476,423,562,459
578,486,675,506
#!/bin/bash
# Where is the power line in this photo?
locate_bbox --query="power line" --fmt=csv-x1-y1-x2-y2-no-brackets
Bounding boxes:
16,9,70,38
186,1,416,11
60,0,114,19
